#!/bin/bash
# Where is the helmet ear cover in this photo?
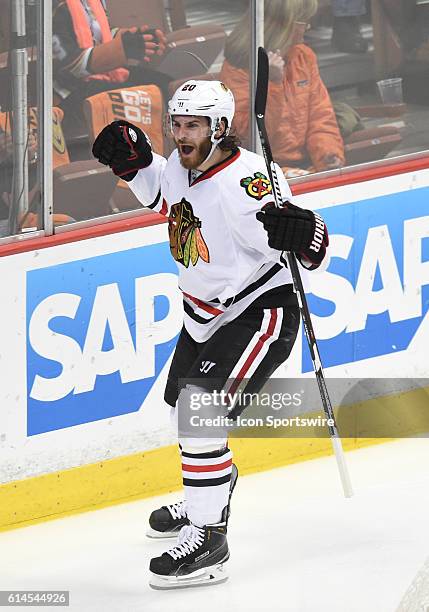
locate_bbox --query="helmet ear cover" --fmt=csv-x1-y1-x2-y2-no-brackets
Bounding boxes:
210,117,229,143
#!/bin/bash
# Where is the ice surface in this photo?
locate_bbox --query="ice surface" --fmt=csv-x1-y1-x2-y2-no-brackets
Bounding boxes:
1,438,428,612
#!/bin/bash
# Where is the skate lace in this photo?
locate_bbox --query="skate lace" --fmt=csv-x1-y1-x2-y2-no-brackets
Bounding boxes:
167,524,205,560
166,501,187,521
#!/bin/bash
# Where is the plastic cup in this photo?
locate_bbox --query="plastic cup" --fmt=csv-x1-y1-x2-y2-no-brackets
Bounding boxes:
376,78,403,105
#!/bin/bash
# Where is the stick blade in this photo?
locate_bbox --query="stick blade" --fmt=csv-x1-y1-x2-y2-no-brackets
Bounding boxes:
255,46,269,118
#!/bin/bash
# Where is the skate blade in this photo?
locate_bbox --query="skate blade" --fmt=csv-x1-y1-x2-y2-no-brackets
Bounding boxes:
146,527,180,539
149,563,228,590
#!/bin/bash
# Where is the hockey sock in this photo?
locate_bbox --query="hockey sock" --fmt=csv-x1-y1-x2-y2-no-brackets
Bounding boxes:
181,447,233,527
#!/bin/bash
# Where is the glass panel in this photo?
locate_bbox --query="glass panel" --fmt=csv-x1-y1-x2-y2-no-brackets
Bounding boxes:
0,0,43,239
50,0,249,225
2,2,428,238
185,0,251,147
233,0,429,180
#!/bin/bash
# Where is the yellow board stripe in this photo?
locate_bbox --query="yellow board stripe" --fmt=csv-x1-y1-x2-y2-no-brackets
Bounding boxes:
1,384,428,532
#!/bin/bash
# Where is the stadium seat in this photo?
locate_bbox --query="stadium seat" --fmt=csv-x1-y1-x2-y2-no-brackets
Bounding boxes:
84,84,165,212
105,0,226,79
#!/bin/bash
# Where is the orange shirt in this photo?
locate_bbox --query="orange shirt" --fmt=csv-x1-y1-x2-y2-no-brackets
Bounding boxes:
220,44,345,173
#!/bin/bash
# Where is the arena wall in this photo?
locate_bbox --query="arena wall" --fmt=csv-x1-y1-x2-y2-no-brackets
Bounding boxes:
1,162,428,531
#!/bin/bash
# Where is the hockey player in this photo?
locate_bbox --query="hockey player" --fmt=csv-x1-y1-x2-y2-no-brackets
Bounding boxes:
92,80,328,589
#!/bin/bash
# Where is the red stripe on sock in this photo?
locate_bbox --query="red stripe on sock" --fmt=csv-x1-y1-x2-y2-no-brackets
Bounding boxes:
182,458,232,473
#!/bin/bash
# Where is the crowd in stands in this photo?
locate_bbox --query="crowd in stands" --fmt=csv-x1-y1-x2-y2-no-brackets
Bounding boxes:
1,0,429,233
220,0,345,177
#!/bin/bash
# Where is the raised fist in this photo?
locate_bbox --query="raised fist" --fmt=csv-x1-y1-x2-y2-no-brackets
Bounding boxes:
92,120,153,181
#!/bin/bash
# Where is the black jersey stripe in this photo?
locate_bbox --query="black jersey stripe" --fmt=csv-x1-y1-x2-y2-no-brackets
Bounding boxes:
213,263,283,307
183,300,220,324
183,263,284,325
146,190,161,209
183,264,283,324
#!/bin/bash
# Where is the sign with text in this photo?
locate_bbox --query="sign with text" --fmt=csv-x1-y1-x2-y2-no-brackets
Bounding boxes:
26,243,181,435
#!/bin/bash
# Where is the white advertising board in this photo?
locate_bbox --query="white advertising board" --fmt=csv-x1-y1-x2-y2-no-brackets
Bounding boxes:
1,168,428,484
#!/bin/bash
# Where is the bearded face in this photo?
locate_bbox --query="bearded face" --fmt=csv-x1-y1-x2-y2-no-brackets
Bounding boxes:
171,115,213,169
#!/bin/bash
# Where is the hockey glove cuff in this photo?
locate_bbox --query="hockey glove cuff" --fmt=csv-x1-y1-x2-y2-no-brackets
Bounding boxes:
92,120,153,181
256,201,329,269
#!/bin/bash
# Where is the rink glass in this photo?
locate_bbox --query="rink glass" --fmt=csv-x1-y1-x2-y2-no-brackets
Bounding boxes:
0,1,428,237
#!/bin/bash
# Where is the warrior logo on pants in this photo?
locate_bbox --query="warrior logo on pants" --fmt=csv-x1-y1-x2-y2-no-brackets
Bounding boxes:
168,198,210,267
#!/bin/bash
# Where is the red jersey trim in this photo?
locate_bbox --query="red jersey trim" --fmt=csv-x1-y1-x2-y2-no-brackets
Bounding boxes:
182,292,224,316
160,198,168,216
190,149,241,186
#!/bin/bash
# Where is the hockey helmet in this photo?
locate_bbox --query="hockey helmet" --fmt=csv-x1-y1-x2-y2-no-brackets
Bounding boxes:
168,80,235,144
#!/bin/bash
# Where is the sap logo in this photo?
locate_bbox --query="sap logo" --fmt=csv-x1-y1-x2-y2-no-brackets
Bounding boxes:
26,243,181,435
311,219,429,336
303,188,429,371
29,275,181,401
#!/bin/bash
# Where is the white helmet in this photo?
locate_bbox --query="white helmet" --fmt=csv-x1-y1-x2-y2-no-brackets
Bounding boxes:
168,80,235,145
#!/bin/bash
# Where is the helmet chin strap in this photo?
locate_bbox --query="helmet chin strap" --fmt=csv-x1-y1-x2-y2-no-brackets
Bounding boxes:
197,118,226,168
198,138,221,168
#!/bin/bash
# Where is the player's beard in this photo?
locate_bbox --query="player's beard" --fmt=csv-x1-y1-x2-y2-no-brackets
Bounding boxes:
176,137,212,170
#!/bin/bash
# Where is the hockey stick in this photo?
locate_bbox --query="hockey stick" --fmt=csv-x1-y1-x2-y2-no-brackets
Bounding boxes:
255,46,353,498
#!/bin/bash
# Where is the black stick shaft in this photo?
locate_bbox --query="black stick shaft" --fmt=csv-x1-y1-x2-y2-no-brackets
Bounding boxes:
255,47,353,497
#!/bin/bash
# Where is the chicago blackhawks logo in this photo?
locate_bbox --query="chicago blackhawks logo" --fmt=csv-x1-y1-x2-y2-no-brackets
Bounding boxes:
168,198,210,267
240,172,272,200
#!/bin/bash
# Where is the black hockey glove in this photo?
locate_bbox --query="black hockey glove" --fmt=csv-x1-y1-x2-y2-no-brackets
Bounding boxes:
256,201,329,268
92,120,153,181
121,27,166,62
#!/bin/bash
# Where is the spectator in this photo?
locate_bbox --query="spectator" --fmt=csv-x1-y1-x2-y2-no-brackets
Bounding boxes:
219,0,345,178
331,0,368,54
52,0,169,131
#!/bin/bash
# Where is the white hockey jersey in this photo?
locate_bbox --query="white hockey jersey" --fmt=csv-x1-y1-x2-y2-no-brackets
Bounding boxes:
128,146,310,342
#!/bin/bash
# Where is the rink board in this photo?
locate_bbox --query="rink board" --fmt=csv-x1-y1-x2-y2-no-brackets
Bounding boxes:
0,163,428,531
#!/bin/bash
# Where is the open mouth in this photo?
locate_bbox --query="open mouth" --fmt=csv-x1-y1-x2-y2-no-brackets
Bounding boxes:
180,144,195,156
